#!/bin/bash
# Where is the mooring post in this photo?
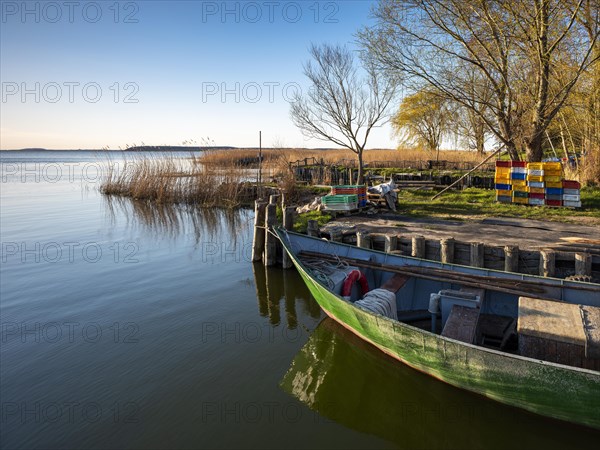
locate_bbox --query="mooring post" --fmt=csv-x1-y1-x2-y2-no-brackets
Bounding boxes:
384,234,398,253
539,250,556,278
412,236,425,258
264,203,278,267
329,229,343,242
251,200,267,262
356,231,371,249
504,245,519,273
440,238,455,264
307,220,320,237
575,252,592,276
470,243,485,268
282,207,295,269
269,194,279,205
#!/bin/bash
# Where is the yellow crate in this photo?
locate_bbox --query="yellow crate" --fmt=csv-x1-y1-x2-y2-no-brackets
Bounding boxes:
495,167,511,176
512,185,528,193
545,181,563,188
527,175,544,182
494,177,511,184
527,162,544,170
527,187,545,194
543,162,562,171
512,197,529,204
496,189,512,197
511,179,527,187
544,175,562,183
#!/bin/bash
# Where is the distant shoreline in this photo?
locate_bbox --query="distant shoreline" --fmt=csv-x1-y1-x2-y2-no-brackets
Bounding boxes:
1,146,399,152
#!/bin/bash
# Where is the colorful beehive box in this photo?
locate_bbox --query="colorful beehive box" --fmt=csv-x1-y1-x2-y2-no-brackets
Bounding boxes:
496,189,512,197
513,191,529,198
512,196,529,204
528,181,545,188
545,181,563,189
527,162,545,171
546,194,563,201
527,175,544,182
546,199,563,207
496,195,512,204
563,200,582,208
563,188,580,196
495,183,512,191
563,194,581,202
529,197,545,206
511,161,527,168
511,172,527,180
322,194,359,211
545,188,563,196
528,187,545,194
495,161,511,168
563,180,581,189
331,185,367,207
511,179,527,188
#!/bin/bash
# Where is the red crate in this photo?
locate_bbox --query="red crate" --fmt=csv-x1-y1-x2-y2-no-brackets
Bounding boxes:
562,180,581,189
546,199,562,207
496,161,511,167
510,161,527,168
529,193,545,199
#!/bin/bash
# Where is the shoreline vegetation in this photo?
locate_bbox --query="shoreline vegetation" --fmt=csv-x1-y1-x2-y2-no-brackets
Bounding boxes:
97,148,600,226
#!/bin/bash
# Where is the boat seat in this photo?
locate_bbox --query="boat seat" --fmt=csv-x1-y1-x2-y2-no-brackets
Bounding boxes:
441,305,481,344
380,273,410,293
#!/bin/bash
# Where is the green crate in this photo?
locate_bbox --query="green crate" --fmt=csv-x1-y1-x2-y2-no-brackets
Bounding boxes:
322,194,358,204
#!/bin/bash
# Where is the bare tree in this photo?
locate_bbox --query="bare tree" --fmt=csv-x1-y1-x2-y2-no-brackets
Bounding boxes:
361,0,600,161
290,43,396,183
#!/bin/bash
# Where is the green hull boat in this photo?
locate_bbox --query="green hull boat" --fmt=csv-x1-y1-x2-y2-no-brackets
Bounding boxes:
277,229,600,429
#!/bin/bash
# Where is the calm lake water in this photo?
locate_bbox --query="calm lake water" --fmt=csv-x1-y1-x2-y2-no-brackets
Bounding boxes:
1,151,598,449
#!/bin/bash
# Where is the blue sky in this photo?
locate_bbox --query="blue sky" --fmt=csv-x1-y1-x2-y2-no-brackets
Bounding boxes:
0,0,397,149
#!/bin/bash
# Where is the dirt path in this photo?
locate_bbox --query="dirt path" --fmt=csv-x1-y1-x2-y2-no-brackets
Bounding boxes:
323,214,600,251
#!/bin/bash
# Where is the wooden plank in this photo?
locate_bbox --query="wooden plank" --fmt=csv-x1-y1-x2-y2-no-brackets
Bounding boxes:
441,305,480,344
381,274,411,293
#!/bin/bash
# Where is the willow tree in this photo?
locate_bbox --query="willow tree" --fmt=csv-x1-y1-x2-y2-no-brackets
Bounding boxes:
290,44,396,183
392,89,451,155
361,0,600,161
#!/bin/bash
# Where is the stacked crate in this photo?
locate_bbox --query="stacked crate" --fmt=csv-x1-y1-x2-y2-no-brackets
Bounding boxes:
322,194,359,211
542,162,564,207
495,161,581,208
562,180,582,208
331,185,367,207
494,161,513,203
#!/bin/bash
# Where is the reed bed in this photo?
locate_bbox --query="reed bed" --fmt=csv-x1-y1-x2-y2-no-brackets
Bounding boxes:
100,152,255,207
198,147,487,168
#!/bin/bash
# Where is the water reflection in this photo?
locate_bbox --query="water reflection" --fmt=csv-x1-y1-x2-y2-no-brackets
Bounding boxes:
103,195,252,242
280,318,600,450
252,263,323,328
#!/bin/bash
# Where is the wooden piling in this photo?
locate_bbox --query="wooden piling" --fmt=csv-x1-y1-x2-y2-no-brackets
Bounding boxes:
384,234,398,253
264,203,278,266
357,231,371,249
251,200,267,262
504,245,519,273
470,242,485,268
307,220,320,237
269,194,280,205
412,236,425,258
575,252,592,276
539,250,556,277
440,238,455,264
282,207,295,269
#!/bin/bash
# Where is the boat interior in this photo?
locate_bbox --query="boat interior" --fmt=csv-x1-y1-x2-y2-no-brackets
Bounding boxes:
299,253,600,372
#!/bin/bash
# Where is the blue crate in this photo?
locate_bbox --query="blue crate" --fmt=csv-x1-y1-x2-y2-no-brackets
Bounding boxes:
495,183,512,191
510,173,527,180
545,188,564,196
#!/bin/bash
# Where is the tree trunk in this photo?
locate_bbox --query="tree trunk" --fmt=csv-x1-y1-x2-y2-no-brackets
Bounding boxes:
504,140,520,161
526,133,544,162
356,150,364,185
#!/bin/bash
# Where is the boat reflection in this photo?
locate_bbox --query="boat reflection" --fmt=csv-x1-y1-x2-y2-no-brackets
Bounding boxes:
253,263,323,327
280,318,600,450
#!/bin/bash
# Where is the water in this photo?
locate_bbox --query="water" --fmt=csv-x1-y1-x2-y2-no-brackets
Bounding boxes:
1,151,598,449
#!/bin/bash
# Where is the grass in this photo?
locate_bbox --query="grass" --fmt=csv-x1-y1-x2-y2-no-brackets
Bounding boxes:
395,187,600,223
293,210,333,233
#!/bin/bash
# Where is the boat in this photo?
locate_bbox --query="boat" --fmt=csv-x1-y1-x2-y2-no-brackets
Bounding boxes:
276,229,600,429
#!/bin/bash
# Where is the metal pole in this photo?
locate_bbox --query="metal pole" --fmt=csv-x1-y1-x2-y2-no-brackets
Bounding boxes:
258,131,262,198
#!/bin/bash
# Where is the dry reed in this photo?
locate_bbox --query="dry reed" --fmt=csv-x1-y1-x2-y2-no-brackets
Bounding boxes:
100,152,256,207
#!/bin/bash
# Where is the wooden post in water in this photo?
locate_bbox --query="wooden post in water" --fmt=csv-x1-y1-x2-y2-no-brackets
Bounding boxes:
440,238,455,264
539,250,556,277
470,243,485,268
384,234,398,253
357,231,370,249
282,207,295,269
269,194,279,205
575,252,592,276
504,245,519,273
264,203,278,266
412,236,425,258
251,200,267,262
307,220,320,237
